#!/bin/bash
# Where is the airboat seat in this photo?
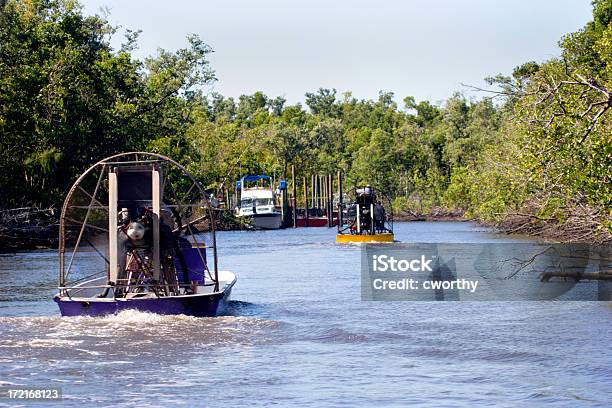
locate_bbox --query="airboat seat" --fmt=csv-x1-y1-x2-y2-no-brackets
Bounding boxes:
174,245,207,284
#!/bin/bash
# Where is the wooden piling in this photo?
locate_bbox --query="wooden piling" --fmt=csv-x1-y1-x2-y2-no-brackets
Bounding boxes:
324,174,328,226
322,174,326,224
337,171,343,230
310,175,314,209
292,165,297,228
322,174,326,212
304,176,309,227
321,174,324,212
315,175,319,209
320,174,324,209
327,173,333,227
280,185,285,227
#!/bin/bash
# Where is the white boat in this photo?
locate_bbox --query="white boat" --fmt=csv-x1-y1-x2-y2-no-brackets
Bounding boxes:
235,175,282,229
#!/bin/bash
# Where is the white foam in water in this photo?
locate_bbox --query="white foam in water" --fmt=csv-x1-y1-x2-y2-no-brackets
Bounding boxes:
27,339,83,348
97,309,200,324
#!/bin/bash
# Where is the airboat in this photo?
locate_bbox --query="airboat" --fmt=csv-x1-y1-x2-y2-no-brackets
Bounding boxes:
53,152,236,317
336,185,394,243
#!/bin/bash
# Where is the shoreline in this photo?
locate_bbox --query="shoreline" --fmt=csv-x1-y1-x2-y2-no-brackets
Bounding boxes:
1,208,609,252
2,220,609,253
394,209,612,244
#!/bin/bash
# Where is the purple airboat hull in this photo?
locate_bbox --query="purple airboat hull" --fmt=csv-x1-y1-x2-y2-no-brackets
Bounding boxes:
54,282,235,317
54,249,236,318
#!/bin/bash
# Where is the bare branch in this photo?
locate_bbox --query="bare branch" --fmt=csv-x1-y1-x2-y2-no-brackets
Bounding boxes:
579,104,609,144
460,83,516,97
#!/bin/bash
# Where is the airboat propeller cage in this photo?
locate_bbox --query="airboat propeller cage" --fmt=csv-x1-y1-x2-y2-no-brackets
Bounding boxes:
108,164,163,282
58,152,219,293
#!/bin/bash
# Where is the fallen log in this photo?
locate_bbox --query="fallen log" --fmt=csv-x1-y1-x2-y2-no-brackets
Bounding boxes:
540,270,612,282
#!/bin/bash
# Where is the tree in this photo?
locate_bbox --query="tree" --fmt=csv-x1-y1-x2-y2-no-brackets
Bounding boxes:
0,0,215,207
305,88,338,116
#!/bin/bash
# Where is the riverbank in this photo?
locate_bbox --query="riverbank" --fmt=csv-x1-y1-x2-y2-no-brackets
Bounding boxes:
491,211,612,244
0,207,252,252
394,206,466,222
2,206,610,252
0,208,59,251
394,205,612,244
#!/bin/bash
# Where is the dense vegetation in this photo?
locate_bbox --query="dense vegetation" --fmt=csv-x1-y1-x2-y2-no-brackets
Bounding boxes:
1,0,610,240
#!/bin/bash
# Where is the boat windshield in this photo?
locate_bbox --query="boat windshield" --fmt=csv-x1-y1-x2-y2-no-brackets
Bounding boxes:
256,198,273,207
241,197,274,207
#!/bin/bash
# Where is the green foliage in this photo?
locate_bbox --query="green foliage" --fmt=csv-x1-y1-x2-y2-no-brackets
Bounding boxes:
444,0,611,234
0,0,214,207
1,0,609,239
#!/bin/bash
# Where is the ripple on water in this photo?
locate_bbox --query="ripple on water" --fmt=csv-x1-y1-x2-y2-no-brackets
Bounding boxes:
0,223,611,407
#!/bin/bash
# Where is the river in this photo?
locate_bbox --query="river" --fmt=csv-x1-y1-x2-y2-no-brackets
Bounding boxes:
0,222,611,407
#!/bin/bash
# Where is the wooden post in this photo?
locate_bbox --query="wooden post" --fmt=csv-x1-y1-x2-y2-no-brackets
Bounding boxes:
314,174,318,210
318,175,320,209
330,174,334,225
315,174,319,209
321,174,325,213
327,174,333,227
310,175,314,209
325,174,330,227
292,165,297,228
311,175,315,209
320,175,324,209
325,174,329,218
337,171,343,231
284,187,288,227
280,186,285,227
323,174,327,225
304,176,309,227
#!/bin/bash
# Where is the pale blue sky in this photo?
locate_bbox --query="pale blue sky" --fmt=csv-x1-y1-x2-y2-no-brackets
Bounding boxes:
80,0,593,105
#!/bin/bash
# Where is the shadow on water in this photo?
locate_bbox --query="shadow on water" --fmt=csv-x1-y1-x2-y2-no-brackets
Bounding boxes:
223,300,266,317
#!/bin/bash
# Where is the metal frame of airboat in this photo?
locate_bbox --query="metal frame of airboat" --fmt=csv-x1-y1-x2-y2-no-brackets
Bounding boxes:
57,152,220,299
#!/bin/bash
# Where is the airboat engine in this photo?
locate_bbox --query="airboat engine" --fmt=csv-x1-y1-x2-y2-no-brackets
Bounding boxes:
108,165,163,283
336,184,394,243
355,185,376,233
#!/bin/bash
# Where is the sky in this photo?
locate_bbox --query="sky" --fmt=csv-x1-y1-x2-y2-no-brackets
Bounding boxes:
79,0,593,106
